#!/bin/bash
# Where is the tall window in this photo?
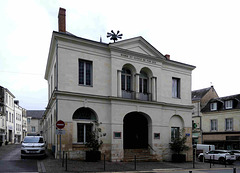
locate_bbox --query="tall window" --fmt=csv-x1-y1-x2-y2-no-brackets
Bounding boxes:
225,118,233,131
139,72,148,94
79,59,92,86
121,68,131,91
210,119,217,131
171,127,179,142
31,126,36,132
225,100,233,109
73,107,97,144
77,123,92,143
172,78,180,98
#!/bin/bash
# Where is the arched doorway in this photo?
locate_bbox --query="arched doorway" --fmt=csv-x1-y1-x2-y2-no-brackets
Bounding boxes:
123,112,149,149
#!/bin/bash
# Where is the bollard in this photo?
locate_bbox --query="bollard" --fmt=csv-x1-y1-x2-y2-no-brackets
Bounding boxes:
233,168,236,173
104,154,106,171
210,156,211,168
213,155,214,166
134,155,136,170
62,151,64,167
65,153,68,171
189,171,192,173
225,155,227,168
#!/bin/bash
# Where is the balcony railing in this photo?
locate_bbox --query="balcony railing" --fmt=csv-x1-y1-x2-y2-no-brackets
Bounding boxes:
122,90,151,101
122,90,134,99
139,93,150,101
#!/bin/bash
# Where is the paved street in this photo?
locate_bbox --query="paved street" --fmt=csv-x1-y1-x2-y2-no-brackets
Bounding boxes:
0,144,39,172
2,144,240,173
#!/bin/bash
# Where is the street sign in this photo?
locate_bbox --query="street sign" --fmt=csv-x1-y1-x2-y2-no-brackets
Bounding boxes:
56,129,66,135
56,120,65,129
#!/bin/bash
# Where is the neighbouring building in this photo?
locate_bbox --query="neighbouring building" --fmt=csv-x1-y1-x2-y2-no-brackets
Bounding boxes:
14,100,23,143
191,86,218,144
5,88,15,144
201,94,240,150
0,85,27,144
43,8,195,161
0,86,5,144
22,109,27,139
26,110,44,136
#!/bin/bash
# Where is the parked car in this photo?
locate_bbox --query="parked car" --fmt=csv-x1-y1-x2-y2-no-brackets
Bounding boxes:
230,150,240,160
198,150,236,164
21,136,46,159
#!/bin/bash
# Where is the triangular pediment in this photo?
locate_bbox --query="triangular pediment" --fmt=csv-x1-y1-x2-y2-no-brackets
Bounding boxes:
110,36,165,58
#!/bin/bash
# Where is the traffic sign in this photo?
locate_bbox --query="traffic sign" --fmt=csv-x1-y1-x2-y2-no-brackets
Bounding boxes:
56,129,66,135
56,120,65,129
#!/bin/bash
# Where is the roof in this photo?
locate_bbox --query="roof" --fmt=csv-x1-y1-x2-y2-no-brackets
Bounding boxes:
192,87,212,101
202,94,240,112
26,110,44,119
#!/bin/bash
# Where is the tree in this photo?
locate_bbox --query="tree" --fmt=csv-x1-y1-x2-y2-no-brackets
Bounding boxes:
85,121,103,151
169,129,190,162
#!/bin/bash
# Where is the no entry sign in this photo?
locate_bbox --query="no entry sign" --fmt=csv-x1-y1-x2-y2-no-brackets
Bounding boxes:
56,120,65,129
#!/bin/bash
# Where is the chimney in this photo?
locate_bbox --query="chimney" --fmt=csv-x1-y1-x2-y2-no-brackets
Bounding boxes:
58,8,66,32
165,54,170,60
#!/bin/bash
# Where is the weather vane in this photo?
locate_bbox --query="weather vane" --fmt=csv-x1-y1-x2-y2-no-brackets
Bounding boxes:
107,30,123,43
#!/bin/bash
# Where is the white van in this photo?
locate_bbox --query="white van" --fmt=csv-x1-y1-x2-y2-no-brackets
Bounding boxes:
197,144,215,153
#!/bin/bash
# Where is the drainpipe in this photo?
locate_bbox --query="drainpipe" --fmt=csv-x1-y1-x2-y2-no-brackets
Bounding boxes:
55,38,59,159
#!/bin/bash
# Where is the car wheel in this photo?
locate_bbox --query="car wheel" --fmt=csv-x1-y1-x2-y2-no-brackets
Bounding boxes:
198,155,203,162
219,157,225,164
21,155,25,159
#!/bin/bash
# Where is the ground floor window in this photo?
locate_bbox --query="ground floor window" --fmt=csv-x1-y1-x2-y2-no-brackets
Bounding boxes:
171,127,179,142
77,123,92,144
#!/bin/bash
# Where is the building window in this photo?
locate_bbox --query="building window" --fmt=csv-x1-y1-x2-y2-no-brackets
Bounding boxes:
139,71,148,94
121,68,132,91
73,107,97,144
31,126,36,132
77,123,92,143
78,59,92,86
171,127,179,142
6,111,8,121
172,78,180,98
210,102,217,111
27,118,31,124
225,118,233,131
225,100,233,109
210,119,217,131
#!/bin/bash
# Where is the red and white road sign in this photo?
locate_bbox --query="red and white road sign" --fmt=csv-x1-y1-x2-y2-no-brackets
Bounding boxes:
56,120,65,129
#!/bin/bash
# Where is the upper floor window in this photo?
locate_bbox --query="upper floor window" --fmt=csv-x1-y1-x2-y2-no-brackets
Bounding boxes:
210,102,217,111
210,119,217,131
31,126,36,132
225,118,233,131
121,68,131,91
139,71,148,94
225,100,233,109
172,78,180,98
79,59,92,86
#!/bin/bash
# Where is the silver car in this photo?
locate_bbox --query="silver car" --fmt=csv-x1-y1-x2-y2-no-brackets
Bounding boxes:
21,136,46,159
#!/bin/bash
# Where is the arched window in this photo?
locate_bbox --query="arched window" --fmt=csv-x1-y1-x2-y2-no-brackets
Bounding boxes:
139,71,148,94
121,68,132,91
73,107,97,120
72,107,97,144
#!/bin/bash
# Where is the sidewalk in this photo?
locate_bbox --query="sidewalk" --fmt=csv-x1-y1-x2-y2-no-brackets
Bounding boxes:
40,151,240,173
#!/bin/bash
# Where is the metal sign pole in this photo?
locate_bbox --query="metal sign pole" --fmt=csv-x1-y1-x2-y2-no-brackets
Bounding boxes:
59,134,61,160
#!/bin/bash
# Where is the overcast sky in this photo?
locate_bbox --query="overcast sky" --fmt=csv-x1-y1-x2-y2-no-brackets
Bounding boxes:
1,0,239,110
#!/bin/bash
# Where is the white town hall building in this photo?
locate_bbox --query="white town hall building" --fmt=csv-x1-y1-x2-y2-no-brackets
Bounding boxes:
43,8,195,162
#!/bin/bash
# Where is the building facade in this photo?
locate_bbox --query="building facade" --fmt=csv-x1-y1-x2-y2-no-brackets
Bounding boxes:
26,110,44,136
201,94,240,150
191,86,218,144
5,88,15,144
43,8,195,161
